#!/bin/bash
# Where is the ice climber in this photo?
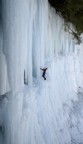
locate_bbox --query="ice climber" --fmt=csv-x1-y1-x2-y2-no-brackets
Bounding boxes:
40,68,48,80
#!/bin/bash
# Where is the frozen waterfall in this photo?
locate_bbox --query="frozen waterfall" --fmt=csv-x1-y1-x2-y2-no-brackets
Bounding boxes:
0,0,83,144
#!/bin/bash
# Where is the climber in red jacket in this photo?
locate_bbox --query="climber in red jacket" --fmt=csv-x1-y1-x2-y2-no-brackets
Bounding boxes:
40,68,48,80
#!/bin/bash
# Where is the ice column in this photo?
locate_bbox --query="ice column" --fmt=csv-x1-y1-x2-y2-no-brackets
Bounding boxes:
0,18,10,95
2,0,28,93
32,0,48,78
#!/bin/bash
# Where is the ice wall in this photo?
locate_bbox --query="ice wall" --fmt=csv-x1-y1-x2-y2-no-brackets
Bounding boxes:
2,0,28,93
2,0,82,94
0,19,10,95
1,0,83,144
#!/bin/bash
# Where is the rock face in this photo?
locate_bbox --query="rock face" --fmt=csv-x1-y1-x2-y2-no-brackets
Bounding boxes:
48,0,65,8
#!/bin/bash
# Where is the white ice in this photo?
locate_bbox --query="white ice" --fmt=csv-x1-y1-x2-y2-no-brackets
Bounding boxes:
0,0,83,144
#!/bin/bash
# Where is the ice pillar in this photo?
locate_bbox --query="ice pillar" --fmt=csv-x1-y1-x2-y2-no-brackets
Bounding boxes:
2,0,28,93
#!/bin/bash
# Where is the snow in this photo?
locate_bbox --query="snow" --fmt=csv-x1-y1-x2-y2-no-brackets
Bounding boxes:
2,54,83,144
0,0,83,144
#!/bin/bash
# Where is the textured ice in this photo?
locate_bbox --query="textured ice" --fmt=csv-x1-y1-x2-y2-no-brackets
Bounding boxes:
0,0,83,144
0,54,10,95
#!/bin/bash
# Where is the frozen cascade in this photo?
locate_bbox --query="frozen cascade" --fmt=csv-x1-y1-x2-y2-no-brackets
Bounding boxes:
0,0,83,144
0,53,10,95
0,24,10,95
